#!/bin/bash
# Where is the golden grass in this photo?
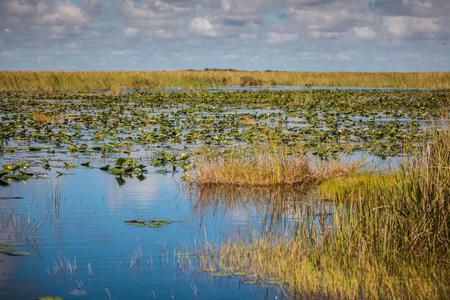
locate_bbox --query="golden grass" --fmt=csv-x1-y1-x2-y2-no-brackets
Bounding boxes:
1,70,449,91
199,235,447,299
31,112,64,123
195,123,449,299
189,144,365,187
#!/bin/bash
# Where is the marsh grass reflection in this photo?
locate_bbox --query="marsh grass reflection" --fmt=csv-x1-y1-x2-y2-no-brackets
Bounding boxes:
186,184,337,236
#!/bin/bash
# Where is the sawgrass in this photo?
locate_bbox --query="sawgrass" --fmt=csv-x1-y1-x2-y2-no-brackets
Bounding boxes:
198,123,450,299
31,112,64,123
1,70,449,91
190,144,365,187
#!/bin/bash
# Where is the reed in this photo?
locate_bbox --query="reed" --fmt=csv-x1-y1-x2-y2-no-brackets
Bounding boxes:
317,171,399,202
31,112,63,123
190,144,364,187
1,71,449,91
198,123,450,299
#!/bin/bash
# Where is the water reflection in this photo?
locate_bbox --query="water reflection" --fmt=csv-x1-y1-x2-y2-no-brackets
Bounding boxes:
187,184,337,238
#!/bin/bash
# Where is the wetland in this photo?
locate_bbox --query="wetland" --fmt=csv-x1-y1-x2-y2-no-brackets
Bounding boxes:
0,88,448,299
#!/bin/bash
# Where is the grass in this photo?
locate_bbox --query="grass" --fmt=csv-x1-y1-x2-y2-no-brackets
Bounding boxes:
189,144,365,187
317,171,399,202
197,124,449,299
0,70,449,91
31,112,64,123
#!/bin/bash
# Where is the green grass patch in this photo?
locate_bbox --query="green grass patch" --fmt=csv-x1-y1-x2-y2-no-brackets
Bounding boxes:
198,124,450,299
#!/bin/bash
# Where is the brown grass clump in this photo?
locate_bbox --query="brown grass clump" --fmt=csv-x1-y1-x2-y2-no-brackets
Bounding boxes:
31,112,63,123
189,144,364,187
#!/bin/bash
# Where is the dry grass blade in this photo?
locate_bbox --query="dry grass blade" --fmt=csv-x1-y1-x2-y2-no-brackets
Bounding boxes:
31,112,64,123
190,144,365,188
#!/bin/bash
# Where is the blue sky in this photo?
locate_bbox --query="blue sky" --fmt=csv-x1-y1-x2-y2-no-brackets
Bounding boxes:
0,0,449,71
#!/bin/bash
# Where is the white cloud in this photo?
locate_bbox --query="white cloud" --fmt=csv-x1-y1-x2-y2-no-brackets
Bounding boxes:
289,4,372,33
238,32,258,40
124,27,138,38
309,31,341,39
38,2,87,25
383,16,440,39
354,26,376,41
189,17,219,37
4,0,34,16
116,0,189,29
266,32,298,44
323,51,352,61
221,0,232,11
0,0,449,71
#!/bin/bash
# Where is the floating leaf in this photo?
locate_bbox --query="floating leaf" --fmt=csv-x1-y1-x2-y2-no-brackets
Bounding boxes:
124,219,181,228
56,171,74,176
99,165,110,171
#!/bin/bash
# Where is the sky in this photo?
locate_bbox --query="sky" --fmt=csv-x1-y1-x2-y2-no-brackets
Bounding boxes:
0,0,449,71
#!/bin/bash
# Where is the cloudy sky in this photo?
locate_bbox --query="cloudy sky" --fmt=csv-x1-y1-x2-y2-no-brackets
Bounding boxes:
0,0,449,71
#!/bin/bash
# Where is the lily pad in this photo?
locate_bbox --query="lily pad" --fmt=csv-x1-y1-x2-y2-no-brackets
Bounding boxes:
124,219,181,228
56,171,74,176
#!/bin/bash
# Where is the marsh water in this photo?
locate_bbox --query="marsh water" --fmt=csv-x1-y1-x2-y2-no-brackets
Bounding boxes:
0,89,447,299
1,167,303,299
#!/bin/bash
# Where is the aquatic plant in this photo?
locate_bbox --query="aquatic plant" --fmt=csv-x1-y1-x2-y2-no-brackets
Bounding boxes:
189,144,364,187
124,219,181,228
0,242,29,256
197,124,450,299
317,171,398,202
0,89,447,169
31,112,63,123
1,70,449,91
0,163,34,186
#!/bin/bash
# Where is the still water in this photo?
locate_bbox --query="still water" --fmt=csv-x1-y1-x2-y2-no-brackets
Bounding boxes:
0,165,306,299
1,88,433,299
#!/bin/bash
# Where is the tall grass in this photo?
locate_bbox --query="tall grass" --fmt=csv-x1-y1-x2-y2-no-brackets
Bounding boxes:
1,71,449,91
31,112,64,123
189,144,364,187
198,124,449,299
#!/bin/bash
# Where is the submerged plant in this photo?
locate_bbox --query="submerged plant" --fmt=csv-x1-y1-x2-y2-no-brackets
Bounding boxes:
0,242,29,256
